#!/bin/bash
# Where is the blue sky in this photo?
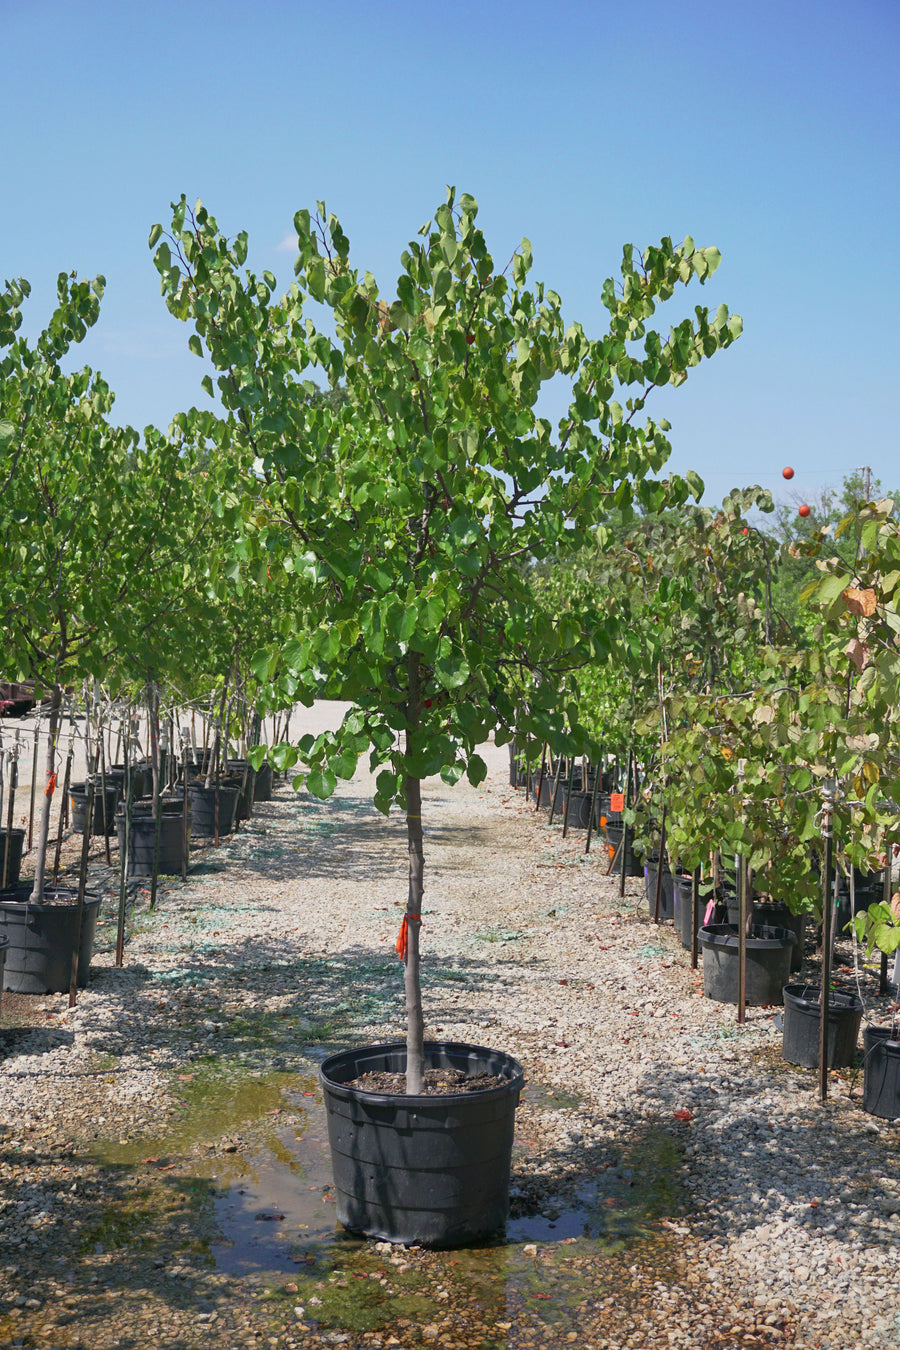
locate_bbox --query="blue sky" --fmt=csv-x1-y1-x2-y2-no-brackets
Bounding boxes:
2,0,898,511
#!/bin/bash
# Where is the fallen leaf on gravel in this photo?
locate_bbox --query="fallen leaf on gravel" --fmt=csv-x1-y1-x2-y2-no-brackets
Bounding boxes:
673,1108,693,1122
177,1074,194,1081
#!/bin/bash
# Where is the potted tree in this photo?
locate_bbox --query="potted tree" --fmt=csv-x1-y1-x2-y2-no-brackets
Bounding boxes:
152,189,742,1243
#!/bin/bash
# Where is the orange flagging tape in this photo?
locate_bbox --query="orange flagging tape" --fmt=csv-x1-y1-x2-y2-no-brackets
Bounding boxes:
44,771,58,797
395,914,422,962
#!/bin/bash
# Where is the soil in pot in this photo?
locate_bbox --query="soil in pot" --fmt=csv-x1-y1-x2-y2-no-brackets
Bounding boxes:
863,1025,900,1120
0,827,26,888
699,923,796,1006
319,1039,524,1248
0,885,102,994
781,982,863,1068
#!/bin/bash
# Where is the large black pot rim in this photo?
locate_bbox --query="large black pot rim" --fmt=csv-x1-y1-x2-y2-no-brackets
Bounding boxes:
700,922,797,951
0,883,100,907
783,982,863,1013
320,1039,525,1106
117,797,187,814
865,1023,900,1048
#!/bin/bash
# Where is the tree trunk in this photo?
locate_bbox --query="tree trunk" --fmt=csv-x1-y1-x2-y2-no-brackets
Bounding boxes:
404,653,426,1094
29,682,62,903
148,682,160,817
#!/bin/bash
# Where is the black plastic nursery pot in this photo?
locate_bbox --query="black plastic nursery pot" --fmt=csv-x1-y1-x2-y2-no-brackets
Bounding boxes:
699,923,796,1006
537,776,567,813
863,1025,900,1120
0,933,8,991
673,874,713,949
564,788,600,830
604,821,642,878
225,761,256,821
781,983,863,1069
0,828,26,889
835,878,884,935
726,899,808,974
756,903,807,974
69,780,122,835
319,1040,525,1248
186,781,240,837
644,859,675,921
252,761,275,802
116,805,191,877
0,885,101,993
124,762,155,801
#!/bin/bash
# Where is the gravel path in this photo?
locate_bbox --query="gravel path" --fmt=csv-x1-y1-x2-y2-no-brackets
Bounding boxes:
1,702,899,1350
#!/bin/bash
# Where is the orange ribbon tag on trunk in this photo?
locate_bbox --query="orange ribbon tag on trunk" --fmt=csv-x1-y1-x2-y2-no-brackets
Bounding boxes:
395,914,422,962
44,771,58,797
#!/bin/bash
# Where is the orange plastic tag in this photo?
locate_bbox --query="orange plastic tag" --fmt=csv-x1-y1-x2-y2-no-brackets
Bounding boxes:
610,792,625,812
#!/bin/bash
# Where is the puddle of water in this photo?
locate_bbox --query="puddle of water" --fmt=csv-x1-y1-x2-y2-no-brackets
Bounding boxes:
207,1099,340,1277
91,1060,687,1340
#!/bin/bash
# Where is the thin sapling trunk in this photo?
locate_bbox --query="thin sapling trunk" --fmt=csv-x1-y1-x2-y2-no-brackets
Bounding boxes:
30,683,62,903
402,654,426,1094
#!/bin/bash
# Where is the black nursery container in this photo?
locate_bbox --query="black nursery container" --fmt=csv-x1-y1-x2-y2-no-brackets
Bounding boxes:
863,1025,900,1120
725,898,807,973
186,781,240,836
644,858,675,920
116,802,191,877
225,761,256,821
319,1040,524,1248
69,780,122,835
253,761,275,802
0,885,101,993
673,874,713,949
699,923,796,1006
0,828,26,888
781,983,863,1069
604,821,642,877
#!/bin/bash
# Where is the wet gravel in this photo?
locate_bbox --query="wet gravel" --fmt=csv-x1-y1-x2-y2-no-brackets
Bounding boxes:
1,703,899,1349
